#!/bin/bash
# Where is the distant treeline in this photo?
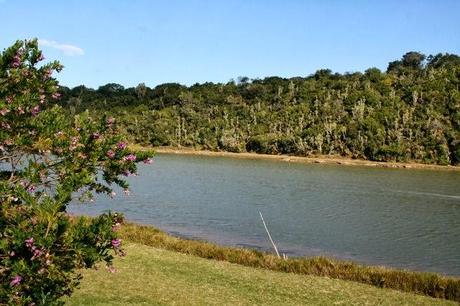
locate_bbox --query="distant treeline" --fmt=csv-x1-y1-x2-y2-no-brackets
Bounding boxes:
60,52,460,165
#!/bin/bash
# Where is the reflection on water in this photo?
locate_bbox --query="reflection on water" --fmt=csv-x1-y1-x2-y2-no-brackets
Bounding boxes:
69,154,460,276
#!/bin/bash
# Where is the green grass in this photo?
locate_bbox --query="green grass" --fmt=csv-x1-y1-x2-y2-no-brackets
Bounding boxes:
65,243,456,306
118,223,460,302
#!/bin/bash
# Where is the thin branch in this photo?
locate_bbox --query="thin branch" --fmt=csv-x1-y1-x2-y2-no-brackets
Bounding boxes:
259,211,280,258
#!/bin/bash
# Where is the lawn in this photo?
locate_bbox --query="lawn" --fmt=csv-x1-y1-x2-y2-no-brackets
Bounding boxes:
65,243,455,305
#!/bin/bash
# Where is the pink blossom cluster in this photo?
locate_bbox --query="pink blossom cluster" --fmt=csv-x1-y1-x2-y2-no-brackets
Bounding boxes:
27,185,36,193
111,238,121,248
19,181,36,193
123,153,136,162
111,222,121,232
24,237,49,263
10,275,22,287
92,132,101,140
117,142,127,150
69,136,79,151
25,237,34,248
6,95,14,104
106,150,115,158
106,117,115,127
11,53,21,68
31,105,40,116
143,158,153,164
44,69,53,79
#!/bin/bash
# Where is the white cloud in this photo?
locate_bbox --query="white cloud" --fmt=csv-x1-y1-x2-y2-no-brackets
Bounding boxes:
38,39,85,56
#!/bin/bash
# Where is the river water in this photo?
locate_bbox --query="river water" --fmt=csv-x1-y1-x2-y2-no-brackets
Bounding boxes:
69,153,460,276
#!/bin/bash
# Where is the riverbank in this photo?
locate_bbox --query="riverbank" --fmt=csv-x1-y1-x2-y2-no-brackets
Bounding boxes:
66,243,455,305
65,222,459,305
114,222,460,303
134,145,460,171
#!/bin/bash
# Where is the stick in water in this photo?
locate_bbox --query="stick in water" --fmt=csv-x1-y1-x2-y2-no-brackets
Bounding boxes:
259,211,280,257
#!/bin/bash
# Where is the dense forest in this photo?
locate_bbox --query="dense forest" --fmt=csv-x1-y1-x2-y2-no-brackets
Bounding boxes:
59,52,460,165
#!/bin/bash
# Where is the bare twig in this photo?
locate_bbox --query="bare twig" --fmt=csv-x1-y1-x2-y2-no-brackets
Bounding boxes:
259,211,280,258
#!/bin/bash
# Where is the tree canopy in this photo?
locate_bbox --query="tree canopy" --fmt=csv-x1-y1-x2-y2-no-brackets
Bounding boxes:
61,51,460,165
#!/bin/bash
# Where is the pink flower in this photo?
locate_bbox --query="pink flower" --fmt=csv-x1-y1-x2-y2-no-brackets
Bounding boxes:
27,185,36,193
110,191,116,198
122,170,131,177
107,265,116,273
5,96,14,104
111,239,121,248
44,69,53,79
111,222,121,232
31,106,40,116
117,142,127,150
123,154,136,162
9,251,15,257
11,54,21,68
106,150,115,158
92,132,101,140
143,158,153,164
70,136,79,150
39,94,46,103
25,237,34,248
51,92,61,99
37,52,45,61
0,108,10,116
32,248,43,260
106,117,115,127
10,275,22,287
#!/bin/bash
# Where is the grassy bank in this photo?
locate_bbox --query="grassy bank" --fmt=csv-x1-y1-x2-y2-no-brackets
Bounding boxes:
65,242,456,305
118,223,460,303
131,145,460,171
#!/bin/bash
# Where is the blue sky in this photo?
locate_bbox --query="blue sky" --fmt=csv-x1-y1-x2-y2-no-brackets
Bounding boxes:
1,0,459,88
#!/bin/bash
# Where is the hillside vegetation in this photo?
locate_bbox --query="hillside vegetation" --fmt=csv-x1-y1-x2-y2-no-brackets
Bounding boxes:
60,52,460,165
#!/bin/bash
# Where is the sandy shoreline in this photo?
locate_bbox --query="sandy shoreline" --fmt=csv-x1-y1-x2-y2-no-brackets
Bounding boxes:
132,145,460,171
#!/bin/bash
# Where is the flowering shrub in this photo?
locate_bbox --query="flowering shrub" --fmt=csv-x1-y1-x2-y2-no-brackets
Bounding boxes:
0,39,154,305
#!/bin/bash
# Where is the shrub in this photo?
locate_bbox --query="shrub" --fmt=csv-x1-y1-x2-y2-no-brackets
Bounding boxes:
0,39,154,305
